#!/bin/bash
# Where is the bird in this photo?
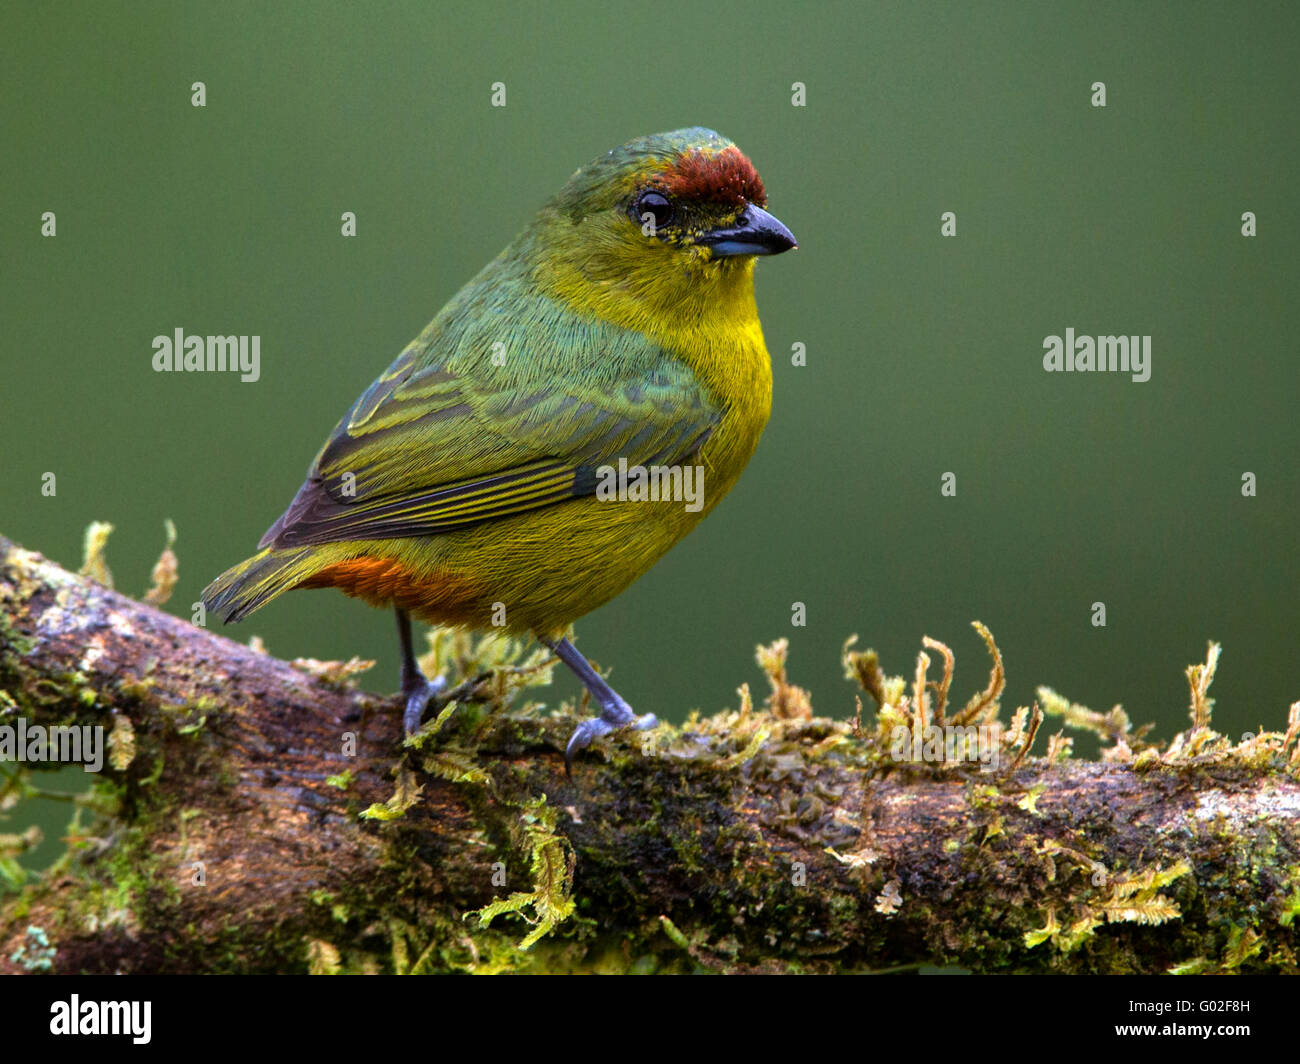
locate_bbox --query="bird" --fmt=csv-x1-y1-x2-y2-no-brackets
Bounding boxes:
202,127,797,771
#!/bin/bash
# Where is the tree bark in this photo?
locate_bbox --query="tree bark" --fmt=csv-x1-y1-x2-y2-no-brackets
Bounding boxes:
1,533,1298,974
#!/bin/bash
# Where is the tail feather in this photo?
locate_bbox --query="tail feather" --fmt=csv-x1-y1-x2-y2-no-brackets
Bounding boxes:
202,547,324,624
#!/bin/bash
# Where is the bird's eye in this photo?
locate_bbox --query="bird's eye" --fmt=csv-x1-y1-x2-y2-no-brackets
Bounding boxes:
631,190,674,234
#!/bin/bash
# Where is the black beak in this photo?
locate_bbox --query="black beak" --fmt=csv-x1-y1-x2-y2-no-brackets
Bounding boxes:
698,204,798,258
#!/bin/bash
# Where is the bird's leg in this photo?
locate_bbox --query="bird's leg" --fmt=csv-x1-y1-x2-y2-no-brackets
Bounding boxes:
396,607,446,734
543,636,657,774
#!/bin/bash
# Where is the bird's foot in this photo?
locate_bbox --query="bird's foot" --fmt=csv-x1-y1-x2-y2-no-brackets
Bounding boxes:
565,698,657,775
541,635,658,773
402,673,448,734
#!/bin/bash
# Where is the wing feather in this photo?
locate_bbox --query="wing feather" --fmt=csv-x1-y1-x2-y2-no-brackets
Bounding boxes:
260,294,718,550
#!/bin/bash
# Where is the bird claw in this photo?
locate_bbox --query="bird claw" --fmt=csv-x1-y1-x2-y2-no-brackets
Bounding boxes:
565,705,658,775
402,674,448,734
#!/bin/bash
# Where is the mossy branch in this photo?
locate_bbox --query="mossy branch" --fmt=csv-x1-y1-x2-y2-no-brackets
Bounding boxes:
1,531,1299,974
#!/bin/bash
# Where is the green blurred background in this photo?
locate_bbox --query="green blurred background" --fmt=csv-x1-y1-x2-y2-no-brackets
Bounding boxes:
3,0,1297,858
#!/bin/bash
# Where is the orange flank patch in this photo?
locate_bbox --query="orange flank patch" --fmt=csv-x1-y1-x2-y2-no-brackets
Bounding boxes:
298,556,489,626
662,145,766,208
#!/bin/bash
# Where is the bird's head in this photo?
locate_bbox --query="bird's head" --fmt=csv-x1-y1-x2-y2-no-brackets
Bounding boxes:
532,128,796,330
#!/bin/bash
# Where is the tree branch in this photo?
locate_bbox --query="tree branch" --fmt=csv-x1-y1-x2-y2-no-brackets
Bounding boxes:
1,533,1298,974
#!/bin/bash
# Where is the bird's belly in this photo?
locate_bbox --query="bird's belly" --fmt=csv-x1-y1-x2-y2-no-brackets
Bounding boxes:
305,487,714,636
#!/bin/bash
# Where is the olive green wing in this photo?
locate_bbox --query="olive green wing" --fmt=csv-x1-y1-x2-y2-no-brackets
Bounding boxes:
259,339,719,550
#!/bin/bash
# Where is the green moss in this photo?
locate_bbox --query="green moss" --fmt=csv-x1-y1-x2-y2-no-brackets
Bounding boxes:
467,795,576,950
